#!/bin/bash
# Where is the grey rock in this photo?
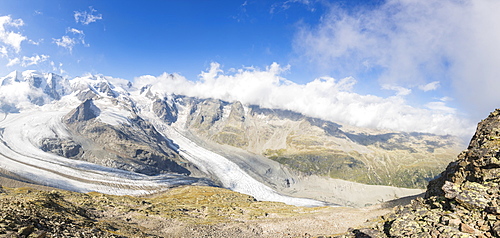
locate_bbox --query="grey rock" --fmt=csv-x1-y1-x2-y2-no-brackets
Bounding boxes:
338,109,500,238
40,138,82,159
18,225,34,236
352,228,385,237
64,99,100,123
153,97,178,124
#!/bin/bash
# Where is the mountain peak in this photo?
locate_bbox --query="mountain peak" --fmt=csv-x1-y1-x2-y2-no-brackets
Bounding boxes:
64,99,100,123
0,70,71,112
0,70,23,85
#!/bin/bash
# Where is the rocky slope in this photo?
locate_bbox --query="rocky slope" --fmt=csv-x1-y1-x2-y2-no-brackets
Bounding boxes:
0,179,404,238
172,95,462,188
338,109,500,237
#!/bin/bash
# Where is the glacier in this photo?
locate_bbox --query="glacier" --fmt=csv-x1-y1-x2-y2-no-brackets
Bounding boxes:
132,91,328,206
0,71,329,207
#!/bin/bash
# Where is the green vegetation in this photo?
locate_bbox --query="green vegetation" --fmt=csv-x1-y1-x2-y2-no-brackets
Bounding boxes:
212,126,249,147
266,149,446,188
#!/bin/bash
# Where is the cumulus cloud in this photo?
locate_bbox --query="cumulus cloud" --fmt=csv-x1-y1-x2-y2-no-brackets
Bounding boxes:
135,62,474,138
53,28,86,52
5,54,49,67
50,61,66,75
21,54,49,67
0,15,27,53
419,81,440,92
6,57,19,67
381,84,411,96
0,84,45,111
294,0,500,119
74,7,102,25
0,46,7,57
53,36,76,52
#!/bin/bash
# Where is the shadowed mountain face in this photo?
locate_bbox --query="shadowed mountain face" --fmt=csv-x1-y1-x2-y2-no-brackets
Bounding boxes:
61,99,192,176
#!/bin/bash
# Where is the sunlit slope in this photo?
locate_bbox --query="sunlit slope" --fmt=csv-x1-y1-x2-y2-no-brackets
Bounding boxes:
172,96,463,188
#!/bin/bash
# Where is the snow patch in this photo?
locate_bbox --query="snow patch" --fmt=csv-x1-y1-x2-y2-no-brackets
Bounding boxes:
93,98,132,126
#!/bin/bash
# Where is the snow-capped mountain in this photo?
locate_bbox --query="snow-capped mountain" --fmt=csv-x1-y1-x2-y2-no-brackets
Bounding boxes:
0,71,463,207
0,70,69,112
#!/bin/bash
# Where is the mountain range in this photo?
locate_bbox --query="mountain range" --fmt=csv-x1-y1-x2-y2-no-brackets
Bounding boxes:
0,70,464,207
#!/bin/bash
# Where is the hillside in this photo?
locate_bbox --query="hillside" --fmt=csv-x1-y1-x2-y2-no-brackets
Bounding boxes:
174,96,463,188
338,109,500,237
0,179,403,238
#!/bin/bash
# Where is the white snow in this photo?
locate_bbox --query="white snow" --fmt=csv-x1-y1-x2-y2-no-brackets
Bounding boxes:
93,98,132,126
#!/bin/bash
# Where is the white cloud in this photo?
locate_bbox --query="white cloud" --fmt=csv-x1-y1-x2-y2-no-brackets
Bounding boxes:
6,57,19,67
419,81,440,92
271,0,316,14
440,96,453,102
381,84,412,96
426,101,456,114
0,46,7,57
293,0,500,120
0,80,46,111
53,36,77,52
68,28,84,35
53,28,87,52
28,39,41,45
135,62,473,138
5,54,49,67
0,15,27,53
74,7,102,25
20,54,49,67
51,61,66,75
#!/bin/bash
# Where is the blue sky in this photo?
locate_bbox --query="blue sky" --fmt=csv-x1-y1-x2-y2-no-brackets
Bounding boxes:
1,0,500,138
0,0,327,81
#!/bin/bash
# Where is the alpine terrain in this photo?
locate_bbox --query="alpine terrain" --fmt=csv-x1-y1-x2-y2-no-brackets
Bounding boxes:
0,70,464,208
338,109,500,237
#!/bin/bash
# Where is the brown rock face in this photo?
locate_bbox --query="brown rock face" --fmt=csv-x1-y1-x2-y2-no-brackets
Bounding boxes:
426,109,500,199
338,109,500,237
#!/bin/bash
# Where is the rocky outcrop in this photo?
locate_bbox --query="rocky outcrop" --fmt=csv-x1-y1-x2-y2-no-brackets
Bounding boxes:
152,97,178,124
40,138,82,159
64,99,100,123
338,109,500,237
0,187,154,237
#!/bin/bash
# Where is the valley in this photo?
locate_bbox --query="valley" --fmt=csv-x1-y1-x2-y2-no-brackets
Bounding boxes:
0,70,462,208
